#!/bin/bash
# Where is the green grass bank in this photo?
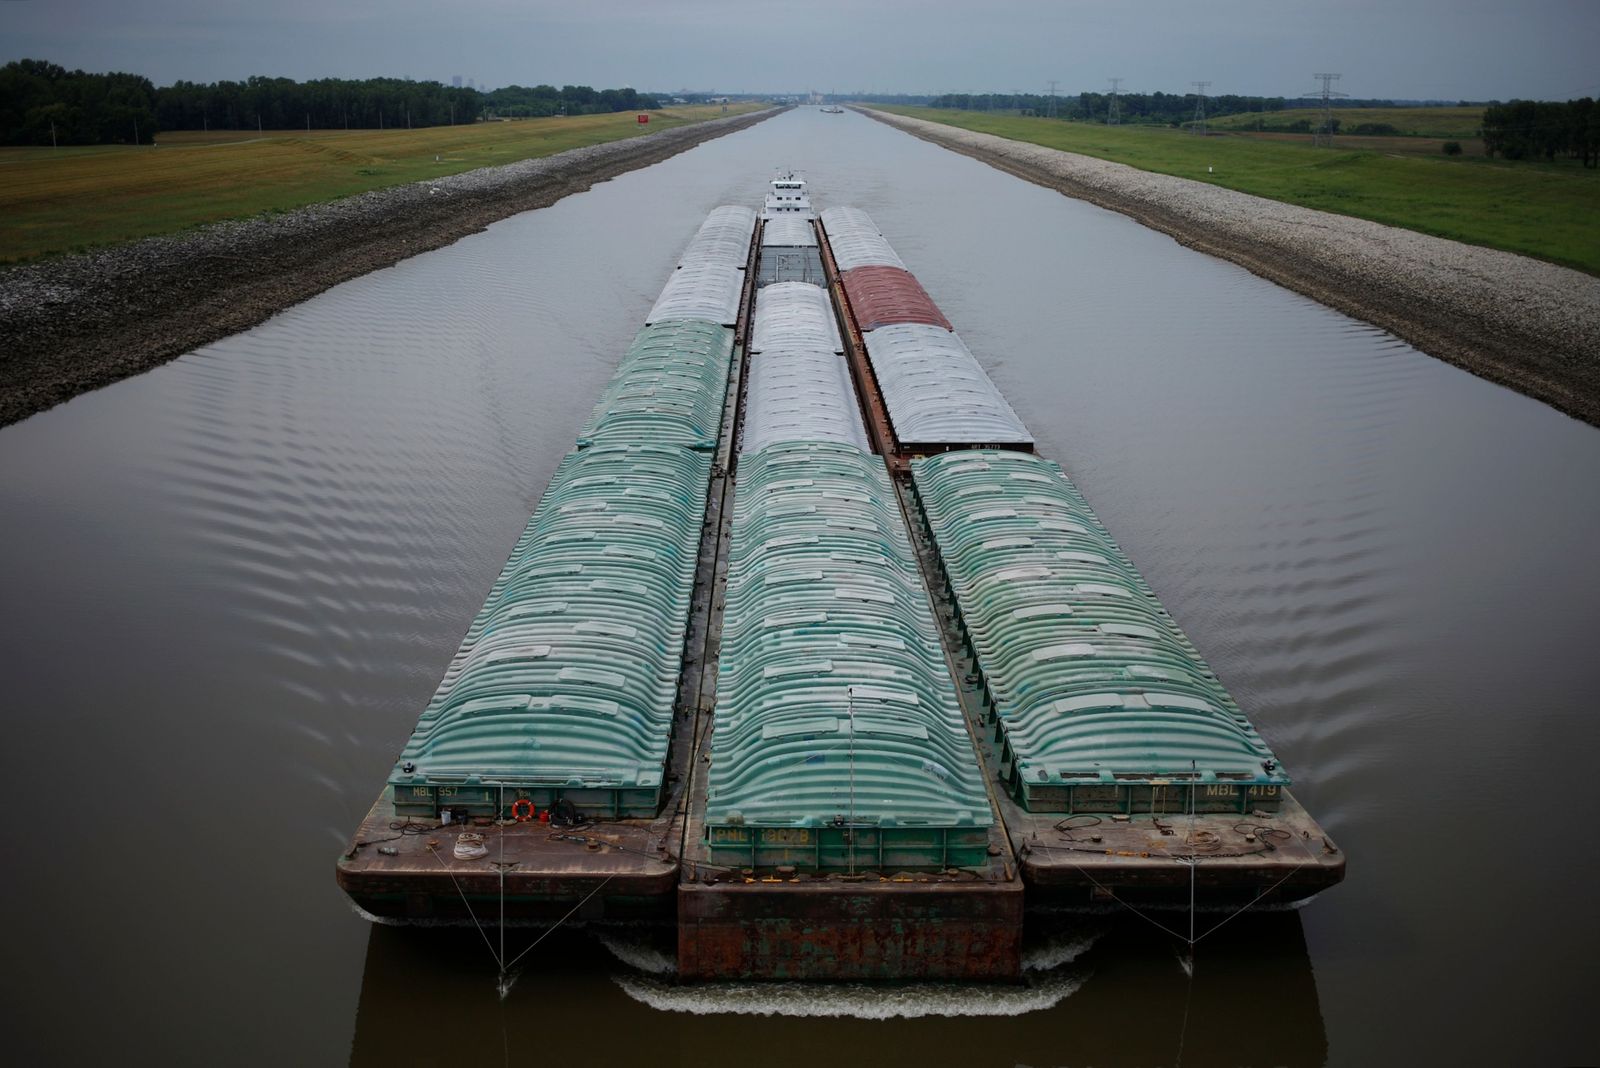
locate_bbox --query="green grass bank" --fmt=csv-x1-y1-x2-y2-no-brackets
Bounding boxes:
0,105,765,263
873,106,1599,275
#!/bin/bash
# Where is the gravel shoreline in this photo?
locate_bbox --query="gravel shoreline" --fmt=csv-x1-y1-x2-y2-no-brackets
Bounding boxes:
0,108,779,428
865,108,1600,428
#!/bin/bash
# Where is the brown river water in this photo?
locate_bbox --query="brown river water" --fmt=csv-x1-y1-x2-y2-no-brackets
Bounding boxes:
2,107,1597,1067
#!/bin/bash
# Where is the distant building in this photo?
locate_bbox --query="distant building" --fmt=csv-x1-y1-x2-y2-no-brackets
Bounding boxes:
452,75,462,88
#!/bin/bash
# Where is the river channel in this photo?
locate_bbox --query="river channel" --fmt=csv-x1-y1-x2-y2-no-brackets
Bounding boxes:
2,107,1596,1066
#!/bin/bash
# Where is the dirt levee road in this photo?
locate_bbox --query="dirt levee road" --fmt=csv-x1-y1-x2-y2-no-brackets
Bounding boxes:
0,108,778,428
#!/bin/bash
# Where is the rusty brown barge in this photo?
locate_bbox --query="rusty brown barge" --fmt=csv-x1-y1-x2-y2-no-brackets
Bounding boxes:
337,175,1344,981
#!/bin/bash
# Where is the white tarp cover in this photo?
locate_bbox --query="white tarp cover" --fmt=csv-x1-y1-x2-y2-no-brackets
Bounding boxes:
820,206,906,271
679,205,757,270
761,216,818,247
862,323,1033,445
740,348,870,454
820,206,878,233
647,263,744,326
752,281,842,353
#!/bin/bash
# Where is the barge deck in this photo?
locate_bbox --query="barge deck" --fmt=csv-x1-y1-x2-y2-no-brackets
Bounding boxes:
337,208,763,923
816,207,1345,911
338,180,1343,978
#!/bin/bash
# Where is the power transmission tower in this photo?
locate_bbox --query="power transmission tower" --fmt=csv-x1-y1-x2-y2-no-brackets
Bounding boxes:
1108,77,1122,124
1191,81,1211,135
1047,79,1059,119
1309,72,1347,147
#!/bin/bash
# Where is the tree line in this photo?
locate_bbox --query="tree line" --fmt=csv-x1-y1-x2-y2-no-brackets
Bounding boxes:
1,59,159,144
925,92,1478,128
0,59,662,145
1481,99,1599,166
481,84,659,119
929,91,1289,125
156,76,482,133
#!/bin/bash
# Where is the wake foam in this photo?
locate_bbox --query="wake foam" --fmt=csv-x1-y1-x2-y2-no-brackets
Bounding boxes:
594,931,678,976
1022,924,1106,972
613,971,1087,1018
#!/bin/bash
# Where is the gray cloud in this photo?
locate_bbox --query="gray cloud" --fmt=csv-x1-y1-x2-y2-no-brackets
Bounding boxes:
1,0,1594,100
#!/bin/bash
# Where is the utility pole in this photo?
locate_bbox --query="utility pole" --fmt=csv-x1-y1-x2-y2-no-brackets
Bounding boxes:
1108,77,1123,125
1310,73,1346,147
1047,79,1059,119
1190,80,1211,135
50,119,56,149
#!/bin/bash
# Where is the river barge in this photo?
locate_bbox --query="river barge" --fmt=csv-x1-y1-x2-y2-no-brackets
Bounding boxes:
338,174,1343,979
336,204,761,924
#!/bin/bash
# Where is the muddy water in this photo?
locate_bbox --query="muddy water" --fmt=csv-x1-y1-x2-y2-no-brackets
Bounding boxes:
1,107,1596,1066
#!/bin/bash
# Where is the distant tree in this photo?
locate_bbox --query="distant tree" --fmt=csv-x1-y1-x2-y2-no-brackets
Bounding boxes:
0,59,157,144
1482,98,1597,164
925,89,1285,126
1442,141,1463,155
0,61,517,141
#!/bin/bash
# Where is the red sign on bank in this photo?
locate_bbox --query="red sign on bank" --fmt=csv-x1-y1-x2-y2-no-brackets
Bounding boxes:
637,114,649,124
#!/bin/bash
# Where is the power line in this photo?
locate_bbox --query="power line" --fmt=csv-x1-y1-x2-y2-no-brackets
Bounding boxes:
1309,72,1348,147
1108,77,1123,125
1190,81,1211,135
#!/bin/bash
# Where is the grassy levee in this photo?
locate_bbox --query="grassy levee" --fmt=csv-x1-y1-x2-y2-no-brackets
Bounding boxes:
1207,105,1485,138
873,106,1599,275
0,105,765,263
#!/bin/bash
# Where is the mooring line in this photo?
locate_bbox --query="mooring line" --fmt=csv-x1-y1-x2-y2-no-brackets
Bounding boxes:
1037,852,1190,942
501,873,617,975
1176,947,1196,1068
425,841,502,970
1030,841,1318,947
1191,857,1318,945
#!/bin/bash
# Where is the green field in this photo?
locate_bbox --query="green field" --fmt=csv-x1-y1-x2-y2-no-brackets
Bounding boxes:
1206,105,1485,139
0,105,765,263
874,106,1598,275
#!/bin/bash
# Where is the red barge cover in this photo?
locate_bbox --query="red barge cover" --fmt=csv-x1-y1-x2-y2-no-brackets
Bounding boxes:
841,265,952,332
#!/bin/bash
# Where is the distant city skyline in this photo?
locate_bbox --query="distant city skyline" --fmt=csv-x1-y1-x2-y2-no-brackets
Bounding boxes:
3,0,1596,101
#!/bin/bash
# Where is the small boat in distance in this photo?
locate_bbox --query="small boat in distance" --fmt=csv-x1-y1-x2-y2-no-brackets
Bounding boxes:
820,105,844,113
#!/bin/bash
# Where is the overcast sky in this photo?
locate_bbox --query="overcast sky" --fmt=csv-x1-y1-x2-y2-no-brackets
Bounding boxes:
3,0,1596,100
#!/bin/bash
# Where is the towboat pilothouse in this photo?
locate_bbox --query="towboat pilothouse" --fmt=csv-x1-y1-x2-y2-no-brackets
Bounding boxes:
763,172,813,219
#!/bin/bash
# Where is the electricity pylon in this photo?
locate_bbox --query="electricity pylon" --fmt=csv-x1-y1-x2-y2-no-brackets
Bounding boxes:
1309,73,1347,147
1191,81,1211,135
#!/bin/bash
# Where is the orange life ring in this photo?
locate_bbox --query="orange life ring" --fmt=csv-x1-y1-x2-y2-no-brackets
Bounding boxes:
511,798,534,822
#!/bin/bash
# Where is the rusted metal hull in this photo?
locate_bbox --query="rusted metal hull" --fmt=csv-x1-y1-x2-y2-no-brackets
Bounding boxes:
678,876,1024,981
1008,795,1346,907
336,794,680,922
